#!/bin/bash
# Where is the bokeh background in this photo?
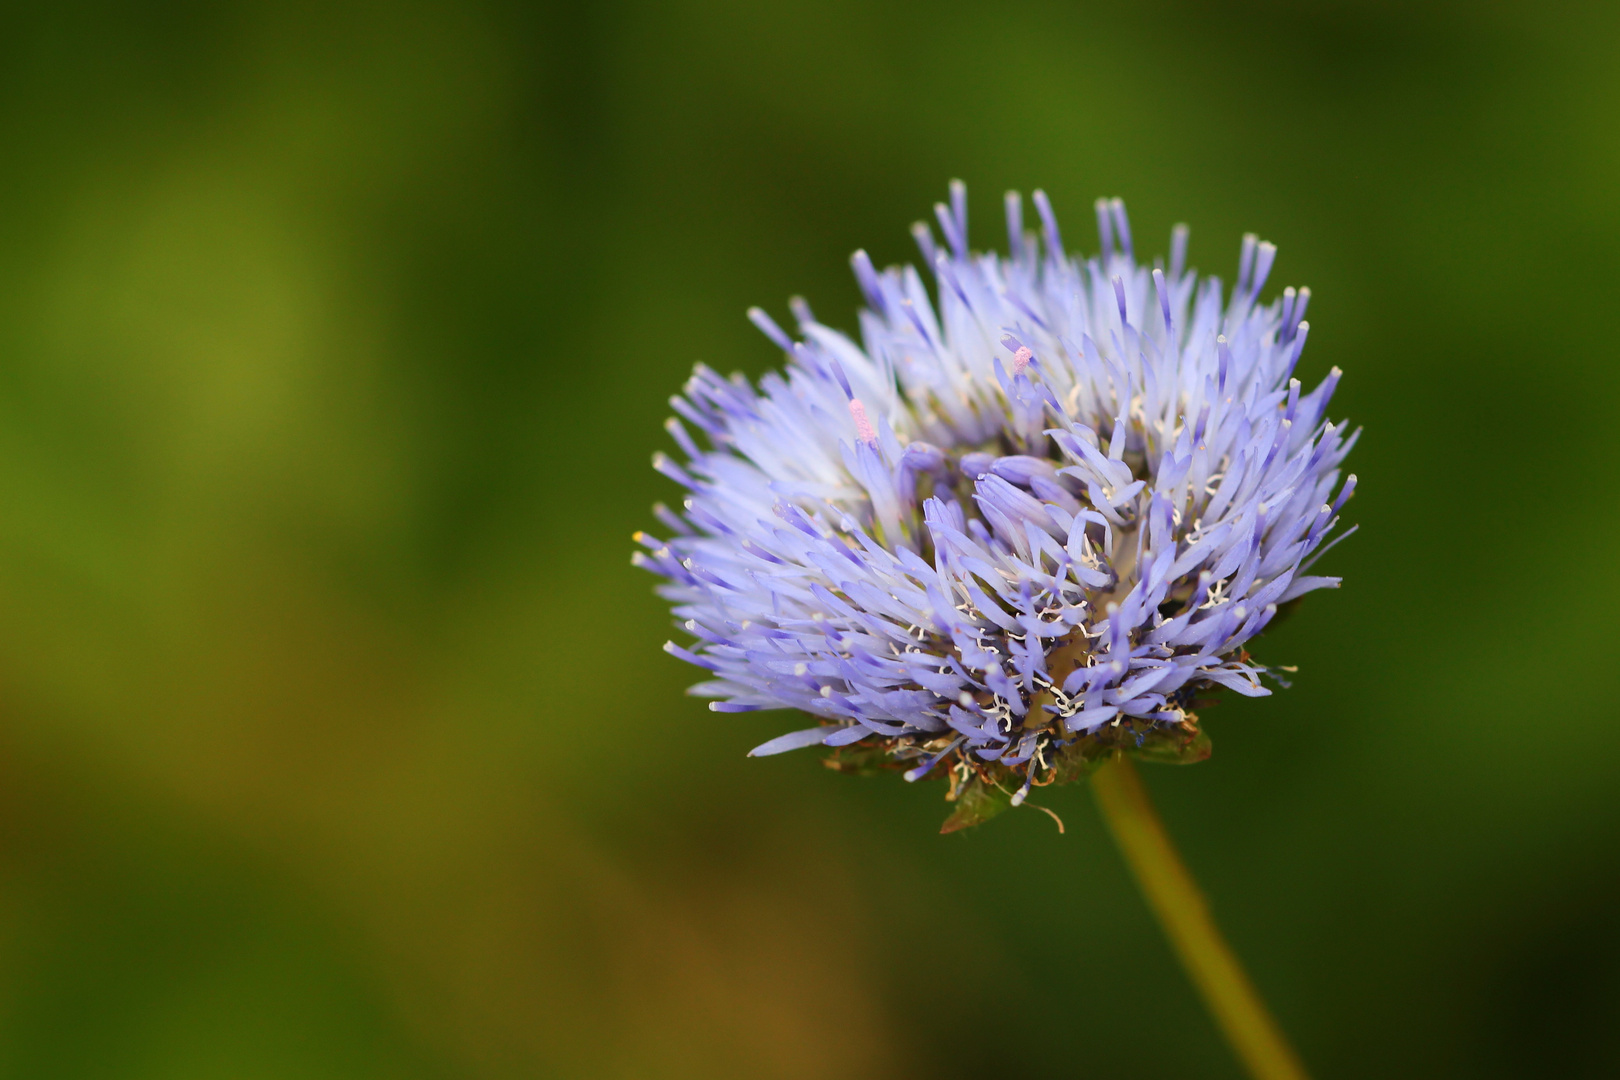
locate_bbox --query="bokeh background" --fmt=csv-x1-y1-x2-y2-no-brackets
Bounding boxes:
0,1,1615,1076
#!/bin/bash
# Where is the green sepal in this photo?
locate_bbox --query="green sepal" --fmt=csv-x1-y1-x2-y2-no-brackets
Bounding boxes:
821,743,901,777
939,778,1012,834
1128,725,1212,765
1046,740,1114,785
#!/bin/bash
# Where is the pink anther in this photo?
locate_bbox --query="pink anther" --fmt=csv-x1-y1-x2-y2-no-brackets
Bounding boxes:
848,398,878,447
1011,346,1034,375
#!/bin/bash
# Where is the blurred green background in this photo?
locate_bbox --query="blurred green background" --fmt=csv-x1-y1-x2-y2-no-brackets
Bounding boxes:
0,1,1614,1076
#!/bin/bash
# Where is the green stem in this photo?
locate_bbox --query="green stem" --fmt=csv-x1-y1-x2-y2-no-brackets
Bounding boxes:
1091,755,1310,1080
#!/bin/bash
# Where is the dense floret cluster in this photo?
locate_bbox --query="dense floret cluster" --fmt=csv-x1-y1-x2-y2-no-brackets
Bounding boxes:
636,183,1355,821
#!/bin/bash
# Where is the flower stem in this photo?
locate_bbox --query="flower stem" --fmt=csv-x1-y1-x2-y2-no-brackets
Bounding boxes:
1091,755,1309,1080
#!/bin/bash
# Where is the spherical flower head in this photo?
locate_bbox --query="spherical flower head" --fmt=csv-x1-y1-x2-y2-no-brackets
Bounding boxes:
636,183,1356,828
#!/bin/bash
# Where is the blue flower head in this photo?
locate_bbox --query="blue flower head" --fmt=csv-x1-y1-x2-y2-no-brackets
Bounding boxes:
636,183,1356,827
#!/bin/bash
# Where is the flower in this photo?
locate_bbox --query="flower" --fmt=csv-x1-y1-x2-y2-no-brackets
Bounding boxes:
635,182,1356,823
